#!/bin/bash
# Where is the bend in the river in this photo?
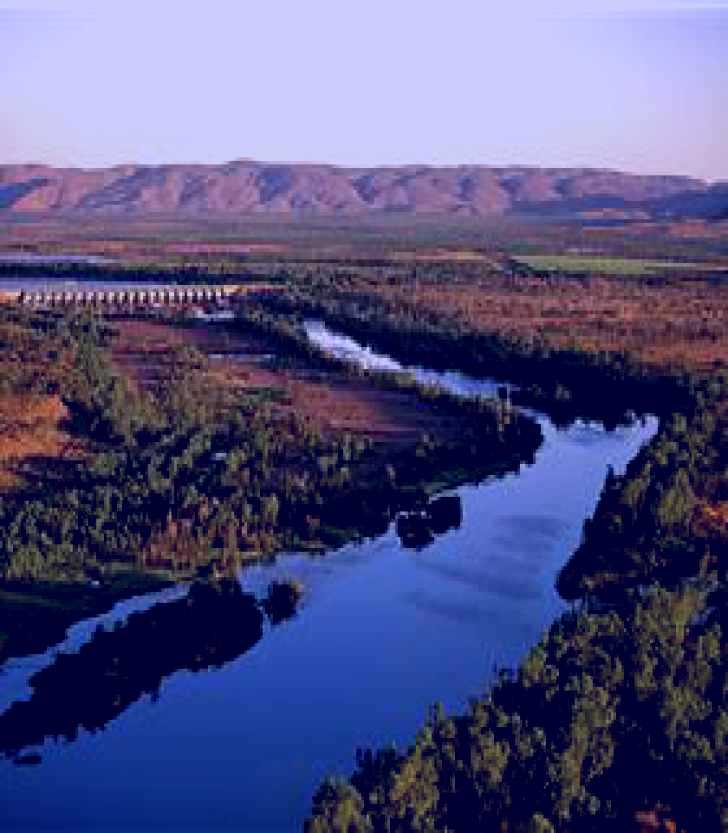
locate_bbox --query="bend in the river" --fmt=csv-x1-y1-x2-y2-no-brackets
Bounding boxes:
0,321,658,833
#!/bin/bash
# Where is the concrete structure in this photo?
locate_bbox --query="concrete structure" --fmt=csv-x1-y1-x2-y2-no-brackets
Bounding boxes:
14,284,239,312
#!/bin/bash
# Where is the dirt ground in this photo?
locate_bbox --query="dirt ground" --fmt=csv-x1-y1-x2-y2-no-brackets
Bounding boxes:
110,320,458,445
0,394,85,491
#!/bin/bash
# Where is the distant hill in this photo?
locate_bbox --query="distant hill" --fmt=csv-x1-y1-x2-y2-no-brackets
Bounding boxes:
1,160,725,220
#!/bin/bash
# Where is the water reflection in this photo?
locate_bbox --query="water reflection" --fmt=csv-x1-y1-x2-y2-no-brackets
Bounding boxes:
0,581,281,762
395,494,463,549
0,278,184,294
304,319,504,398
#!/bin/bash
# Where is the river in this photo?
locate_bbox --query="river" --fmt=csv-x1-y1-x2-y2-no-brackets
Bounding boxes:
0,321,657,833
0,278,181,294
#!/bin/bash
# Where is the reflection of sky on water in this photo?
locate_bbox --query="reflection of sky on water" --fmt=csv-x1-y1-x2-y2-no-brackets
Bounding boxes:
0,254,112,265
0,279,184,292
304,319,506,397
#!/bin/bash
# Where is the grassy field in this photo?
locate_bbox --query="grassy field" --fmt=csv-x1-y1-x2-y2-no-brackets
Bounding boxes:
2,214,727,265
514,253,728,276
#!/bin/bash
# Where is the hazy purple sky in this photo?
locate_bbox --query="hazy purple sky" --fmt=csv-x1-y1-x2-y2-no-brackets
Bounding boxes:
1,1,726,179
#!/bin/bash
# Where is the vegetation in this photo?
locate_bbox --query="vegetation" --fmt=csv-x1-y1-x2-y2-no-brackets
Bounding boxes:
0,259,278,285
216,254,728,376
3,236,728,830
263,578,304,624
0,303,541,661
558,399,728,600
288,269,728,833
513,254,728,276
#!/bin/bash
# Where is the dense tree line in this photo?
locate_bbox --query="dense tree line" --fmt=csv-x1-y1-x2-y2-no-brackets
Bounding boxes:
558,398,728,600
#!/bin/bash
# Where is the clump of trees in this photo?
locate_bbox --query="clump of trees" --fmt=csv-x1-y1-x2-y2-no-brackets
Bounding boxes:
558,398,728,600
263,579,304,624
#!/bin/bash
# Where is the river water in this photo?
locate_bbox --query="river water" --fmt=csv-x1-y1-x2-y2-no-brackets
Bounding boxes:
0,322,657,833
0,279,183,294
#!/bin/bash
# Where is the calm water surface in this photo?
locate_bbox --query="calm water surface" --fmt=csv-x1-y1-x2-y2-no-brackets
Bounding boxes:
0,321,657,832
0,279,183,294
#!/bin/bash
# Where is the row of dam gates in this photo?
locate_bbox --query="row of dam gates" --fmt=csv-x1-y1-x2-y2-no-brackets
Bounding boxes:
14,284,242,310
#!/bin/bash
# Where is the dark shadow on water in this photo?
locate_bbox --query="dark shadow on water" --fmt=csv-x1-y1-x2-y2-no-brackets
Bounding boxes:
488,513,568,556
412,558,545,602
395,494,463,550
0,579,300,763
401,590,490,625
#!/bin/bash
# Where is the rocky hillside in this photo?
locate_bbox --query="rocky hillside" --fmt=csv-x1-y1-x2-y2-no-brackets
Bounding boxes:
0,160,724,219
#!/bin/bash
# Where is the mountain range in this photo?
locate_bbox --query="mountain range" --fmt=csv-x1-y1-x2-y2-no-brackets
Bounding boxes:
1,160,726,220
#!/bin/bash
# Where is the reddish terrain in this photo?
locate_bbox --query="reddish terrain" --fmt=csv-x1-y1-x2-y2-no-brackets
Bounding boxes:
110,320,460,446
0,394,85,491
1,160,725,219
373,273,728,372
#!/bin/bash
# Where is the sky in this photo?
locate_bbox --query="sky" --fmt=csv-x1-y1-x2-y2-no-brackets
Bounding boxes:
1,0,726,179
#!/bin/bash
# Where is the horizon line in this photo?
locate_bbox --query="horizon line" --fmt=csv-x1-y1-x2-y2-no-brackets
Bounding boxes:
1,157,723,185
